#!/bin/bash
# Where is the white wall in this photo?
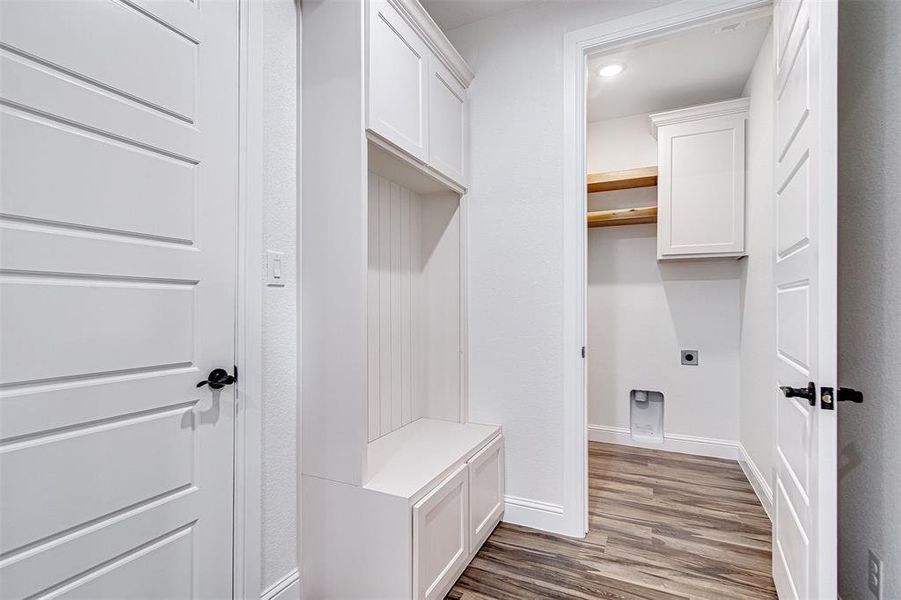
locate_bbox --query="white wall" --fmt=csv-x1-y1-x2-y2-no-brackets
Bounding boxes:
587,114,657,174
586,114,742,451
837,1,901,598
445,0,680,522
262,0,299,596
737,27,775,514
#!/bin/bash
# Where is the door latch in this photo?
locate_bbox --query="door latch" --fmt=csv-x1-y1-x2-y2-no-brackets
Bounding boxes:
820,386,863,410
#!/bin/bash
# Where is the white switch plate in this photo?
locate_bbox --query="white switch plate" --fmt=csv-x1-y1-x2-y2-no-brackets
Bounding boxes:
266,250,286,287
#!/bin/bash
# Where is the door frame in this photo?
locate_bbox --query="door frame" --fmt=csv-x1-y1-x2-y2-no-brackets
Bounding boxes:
560,0,772,538
235,0,271,597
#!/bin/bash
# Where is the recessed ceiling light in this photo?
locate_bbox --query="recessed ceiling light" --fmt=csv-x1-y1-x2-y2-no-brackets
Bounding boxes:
598,63,625,78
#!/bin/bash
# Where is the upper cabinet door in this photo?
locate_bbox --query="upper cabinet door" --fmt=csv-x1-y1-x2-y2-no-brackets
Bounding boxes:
428,59,467,187
653,99,749,260
368,0,429,162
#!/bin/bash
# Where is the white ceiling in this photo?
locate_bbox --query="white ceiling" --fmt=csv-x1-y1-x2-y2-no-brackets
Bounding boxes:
587,14,771,122
420,0,540,31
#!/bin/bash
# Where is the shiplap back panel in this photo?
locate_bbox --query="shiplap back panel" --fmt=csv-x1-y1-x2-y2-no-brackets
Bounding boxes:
367,175,463,442
420,192,462,423
368,174,423,441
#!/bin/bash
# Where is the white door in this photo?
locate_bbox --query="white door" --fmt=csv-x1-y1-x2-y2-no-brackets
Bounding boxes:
0,0,239,598
772,0,838,598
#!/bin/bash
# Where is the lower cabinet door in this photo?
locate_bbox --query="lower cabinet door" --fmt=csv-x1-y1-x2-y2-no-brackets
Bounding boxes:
413,464,469,600
467,435,504,552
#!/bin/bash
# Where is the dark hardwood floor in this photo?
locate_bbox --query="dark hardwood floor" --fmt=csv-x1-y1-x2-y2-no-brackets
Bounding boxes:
447,441,776,600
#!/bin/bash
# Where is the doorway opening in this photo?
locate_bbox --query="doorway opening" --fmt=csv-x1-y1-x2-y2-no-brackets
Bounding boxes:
574,4,780,597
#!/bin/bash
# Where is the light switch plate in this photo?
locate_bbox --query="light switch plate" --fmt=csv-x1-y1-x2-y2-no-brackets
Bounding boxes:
266,250,286,287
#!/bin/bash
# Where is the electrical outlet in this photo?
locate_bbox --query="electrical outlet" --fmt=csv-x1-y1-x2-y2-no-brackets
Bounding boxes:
869,549,883,599
681,350,699,366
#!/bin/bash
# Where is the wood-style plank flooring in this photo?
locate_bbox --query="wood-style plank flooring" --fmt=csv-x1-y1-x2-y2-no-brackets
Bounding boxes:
447,442,776,600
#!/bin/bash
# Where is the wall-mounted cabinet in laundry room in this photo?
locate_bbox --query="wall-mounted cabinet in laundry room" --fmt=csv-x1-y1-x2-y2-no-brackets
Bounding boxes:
651,98,749,260
367,0,470,189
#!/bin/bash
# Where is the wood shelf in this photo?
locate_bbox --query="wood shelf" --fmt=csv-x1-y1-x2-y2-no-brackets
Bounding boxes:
587,206,657,228
587,166,658,193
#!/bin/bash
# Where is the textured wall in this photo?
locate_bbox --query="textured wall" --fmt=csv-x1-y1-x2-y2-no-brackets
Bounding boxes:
837,1,901,598
445,0,674,511
262,0,299,592
738,27,775,508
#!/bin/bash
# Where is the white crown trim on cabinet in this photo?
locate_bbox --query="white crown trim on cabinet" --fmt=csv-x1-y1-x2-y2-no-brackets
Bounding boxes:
388,0,475,87
649,97,751,136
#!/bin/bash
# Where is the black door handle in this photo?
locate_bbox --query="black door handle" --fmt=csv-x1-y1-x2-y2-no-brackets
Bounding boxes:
780,382,816,406
197,367,237,390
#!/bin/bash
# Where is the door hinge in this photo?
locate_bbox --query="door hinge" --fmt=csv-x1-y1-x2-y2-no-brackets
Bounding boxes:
581,346,586,359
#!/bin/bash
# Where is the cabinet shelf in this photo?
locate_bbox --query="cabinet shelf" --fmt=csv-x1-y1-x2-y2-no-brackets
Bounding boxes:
587,206,657,228
587,166,658,193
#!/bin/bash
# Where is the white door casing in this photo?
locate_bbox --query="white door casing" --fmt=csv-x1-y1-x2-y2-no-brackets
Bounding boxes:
0,0,239,597
771,0,838,598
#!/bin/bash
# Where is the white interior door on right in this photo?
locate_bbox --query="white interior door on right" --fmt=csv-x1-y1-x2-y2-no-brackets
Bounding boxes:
772,0,838,598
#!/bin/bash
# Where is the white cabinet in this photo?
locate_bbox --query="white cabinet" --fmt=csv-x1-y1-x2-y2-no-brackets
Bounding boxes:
651,98,749,260
428,59,467,186
304,2,489,597
368,0,429,162
366,0,471,189
467,434,504,552
413,464,470,600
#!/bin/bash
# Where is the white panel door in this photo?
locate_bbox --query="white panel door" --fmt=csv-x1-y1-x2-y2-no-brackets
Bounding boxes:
413,464,469,600
0,0,239,598
772,0,838,598
367,0,430,162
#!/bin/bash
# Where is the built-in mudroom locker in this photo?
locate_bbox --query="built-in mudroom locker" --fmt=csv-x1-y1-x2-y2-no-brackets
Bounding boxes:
302,1,505,599
584,15,776,482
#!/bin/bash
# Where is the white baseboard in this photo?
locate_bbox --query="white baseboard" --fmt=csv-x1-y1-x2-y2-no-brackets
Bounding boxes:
503,494,566,534
588,424,739,460
737,443,773,520
262,568,300,600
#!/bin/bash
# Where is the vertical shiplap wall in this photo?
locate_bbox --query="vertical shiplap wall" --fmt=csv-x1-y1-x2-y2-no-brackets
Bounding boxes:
367,174,422,441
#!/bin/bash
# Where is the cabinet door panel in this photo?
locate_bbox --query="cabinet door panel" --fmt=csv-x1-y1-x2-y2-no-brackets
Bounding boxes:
368,0,429,161
467,435,504,553
657,114,746,258
428,60,467,186
413,464,469,600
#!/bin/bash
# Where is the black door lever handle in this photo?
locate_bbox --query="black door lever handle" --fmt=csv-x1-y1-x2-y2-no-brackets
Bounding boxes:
780,382,816,406
197,367,237,390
